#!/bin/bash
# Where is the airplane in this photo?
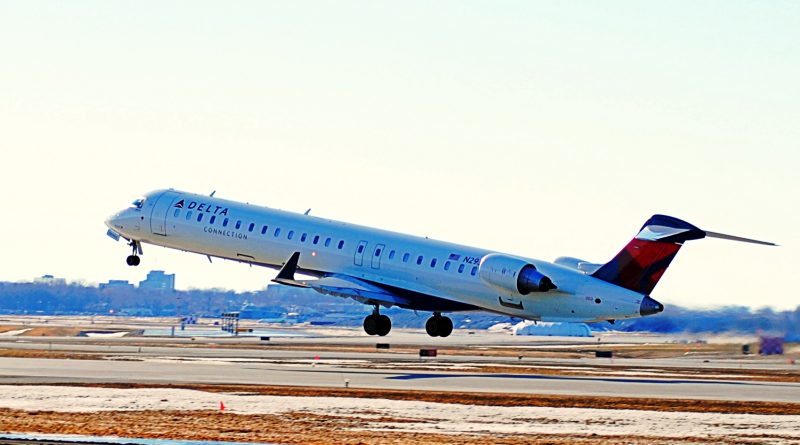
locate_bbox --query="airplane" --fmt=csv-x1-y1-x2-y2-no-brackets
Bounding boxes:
105,189,775,337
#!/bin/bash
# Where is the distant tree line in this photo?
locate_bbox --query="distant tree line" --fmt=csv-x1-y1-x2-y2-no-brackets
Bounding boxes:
592,305,800,341
0,281,797,338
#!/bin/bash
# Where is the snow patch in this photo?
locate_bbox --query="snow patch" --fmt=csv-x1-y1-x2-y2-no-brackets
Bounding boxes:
0,385,798,440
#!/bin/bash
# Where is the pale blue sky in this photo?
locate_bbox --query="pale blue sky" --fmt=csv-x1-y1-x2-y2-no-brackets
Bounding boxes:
0,1,797,309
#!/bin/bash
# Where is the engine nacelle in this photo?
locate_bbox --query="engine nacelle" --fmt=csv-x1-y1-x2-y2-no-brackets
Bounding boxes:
478,253,557,295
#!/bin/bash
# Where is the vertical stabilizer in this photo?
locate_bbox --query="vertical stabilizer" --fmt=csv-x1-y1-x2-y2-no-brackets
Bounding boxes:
591,215,706,294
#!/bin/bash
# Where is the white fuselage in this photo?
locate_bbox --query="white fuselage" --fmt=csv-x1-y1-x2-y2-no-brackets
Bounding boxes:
106,189,648,322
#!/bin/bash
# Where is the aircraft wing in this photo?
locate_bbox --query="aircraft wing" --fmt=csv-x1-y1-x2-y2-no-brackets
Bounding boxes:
272,252,411,307
306,275,412,307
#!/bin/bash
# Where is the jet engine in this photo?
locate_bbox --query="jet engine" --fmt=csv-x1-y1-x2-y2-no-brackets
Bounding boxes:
478,253,557,295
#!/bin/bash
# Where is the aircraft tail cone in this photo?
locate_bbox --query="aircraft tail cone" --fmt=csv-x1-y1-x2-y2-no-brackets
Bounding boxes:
640,296,664,316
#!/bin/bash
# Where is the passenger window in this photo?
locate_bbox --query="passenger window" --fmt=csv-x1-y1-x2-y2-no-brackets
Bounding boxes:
375,248,382,257
301,233,307,242
173,209,180,218
197,213,203,222
186,211,193,220
248,223,255,232
261,225,268,235
430,258,437,268
357,245,364,254
402,253,410,262
388,250,395,260
324,237,331,247
470,266,478,276
235,220,242,230
338,240,345,249
223,218,229,227
288,230,294,240
274,228,281,237
209,215,216,225
313,235,319,245
416,256,423,265
458,264,465,273
444,261,451,271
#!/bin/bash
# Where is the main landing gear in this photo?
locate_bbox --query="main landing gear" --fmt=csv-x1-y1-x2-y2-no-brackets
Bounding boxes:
362,308,452,338
425,312,453,338
126,240,141,266
363,306,391,336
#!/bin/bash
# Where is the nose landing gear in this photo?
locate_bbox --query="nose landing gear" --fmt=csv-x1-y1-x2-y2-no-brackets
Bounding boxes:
126,240,142,266
425,312,453,337
363,306,391,336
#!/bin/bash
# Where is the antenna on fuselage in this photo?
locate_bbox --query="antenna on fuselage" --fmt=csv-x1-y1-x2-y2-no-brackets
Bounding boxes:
210,190,216,197
304,208,311,215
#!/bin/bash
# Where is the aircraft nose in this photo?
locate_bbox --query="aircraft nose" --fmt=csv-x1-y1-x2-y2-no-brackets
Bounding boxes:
640,295,664,316
105,212,123,229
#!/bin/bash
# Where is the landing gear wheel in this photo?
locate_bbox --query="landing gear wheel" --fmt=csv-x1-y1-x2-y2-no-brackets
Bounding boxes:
363,314,379,336
425,316,440,337
437,316,453,338
126,240,141,266
376,314,391,336
425,314,453,337
364,313,392,336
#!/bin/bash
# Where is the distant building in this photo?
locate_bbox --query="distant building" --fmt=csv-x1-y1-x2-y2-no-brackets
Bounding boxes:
99,280,135,290
138,270,175,291
35,275,66,286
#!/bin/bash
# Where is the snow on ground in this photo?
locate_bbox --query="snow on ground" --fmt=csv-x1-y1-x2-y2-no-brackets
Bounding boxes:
0,329,31,337
0,385,799,440
84,332,130,338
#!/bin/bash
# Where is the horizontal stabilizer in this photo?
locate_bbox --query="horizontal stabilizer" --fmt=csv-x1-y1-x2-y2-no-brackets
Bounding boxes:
704,231,777,246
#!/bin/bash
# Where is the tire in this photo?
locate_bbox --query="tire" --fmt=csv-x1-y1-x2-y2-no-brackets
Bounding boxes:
126,255,136,266
363,315,378,335
437,316,453,338
376,315,391,336
425,317,439,337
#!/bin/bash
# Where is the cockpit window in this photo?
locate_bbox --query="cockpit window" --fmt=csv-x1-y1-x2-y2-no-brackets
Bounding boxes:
130,198,145,209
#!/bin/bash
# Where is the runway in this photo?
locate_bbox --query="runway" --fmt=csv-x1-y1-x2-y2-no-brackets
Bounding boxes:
1,355,799,403
2,322,799,444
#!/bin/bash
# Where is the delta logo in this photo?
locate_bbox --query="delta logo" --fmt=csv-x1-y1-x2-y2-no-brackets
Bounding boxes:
174,200,229,216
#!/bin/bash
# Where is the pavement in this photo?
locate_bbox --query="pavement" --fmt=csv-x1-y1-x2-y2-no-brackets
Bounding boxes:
0,325,798,403
1,355,799,403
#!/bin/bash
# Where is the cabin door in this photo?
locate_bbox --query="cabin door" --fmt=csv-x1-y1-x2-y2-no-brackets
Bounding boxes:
371,244,385,269
149,191,181,236
354,240,368,266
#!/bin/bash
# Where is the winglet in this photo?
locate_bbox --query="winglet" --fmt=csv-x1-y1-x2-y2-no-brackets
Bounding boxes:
273,252,309,287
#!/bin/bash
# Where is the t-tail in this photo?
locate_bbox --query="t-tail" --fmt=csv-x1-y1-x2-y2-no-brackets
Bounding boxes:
591,215,776,300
